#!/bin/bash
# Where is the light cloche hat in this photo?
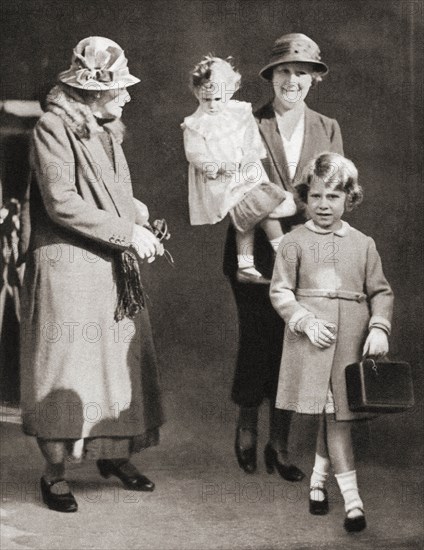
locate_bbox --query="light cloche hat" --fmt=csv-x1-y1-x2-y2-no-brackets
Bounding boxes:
58,36,140,90
259,33,328,81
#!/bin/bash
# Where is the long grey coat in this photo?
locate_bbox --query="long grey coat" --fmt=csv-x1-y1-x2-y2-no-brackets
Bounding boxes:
270,221,393,420
20,104,163,444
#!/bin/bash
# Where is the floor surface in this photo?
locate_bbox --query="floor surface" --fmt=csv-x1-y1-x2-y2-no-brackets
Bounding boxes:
1,354,423,550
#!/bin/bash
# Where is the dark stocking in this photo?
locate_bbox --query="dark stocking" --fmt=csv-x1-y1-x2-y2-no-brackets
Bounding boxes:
269,406,294,462
37,439,66,483
237,406,259,449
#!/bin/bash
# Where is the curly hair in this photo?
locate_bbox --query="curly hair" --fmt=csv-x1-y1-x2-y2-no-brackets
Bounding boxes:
296,152,363,211
310,72,323,88
189,54,241,95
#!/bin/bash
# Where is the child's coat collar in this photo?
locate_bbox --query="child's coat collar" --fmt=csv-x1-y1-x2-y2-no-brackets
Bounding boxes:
305,220,350,237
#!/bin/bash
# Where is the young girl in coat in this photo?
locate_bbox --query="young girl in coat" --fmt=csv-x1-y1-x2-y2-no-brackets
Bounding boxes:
182,55,296,284
270,152,393,532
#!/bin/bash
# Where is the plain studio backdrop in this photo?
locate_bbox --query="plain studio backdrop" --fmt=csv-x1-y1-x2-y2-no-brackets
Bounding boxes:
1,0,423,484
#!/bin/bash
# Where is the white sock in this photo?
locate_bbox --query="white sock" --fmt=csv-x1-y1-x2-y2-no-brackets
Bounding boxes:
335,470,364,517
314,453,330,475
310,454,330,501
270,236,283,252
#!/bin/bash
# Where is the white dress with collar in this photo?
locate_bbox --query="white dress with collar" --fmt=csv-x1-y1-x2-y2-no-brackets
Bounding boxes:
182,101,268,225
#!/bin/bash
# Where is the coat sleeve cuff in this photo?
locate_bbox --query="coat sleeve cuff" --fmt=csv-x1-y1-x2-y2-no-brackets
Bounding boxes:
369,315,391,335
107,221,134,249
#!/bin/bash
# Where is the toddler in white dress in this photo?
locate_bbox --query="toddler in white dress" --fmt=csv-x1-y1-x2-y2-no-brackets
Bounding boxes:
182,56,296,283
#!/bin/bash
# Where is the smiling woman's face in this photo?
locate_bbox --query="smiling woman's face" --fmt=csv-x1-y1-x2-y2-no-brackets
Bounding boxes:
272,62,314,111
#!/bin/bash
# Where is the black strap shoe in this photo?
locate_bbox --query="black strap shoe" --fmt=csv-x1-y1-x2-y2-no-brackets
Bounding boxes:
97,459,155,492
309,486,329,515
344,509,367,532
264,443,305,482
235,428,257,474
40,477,78,513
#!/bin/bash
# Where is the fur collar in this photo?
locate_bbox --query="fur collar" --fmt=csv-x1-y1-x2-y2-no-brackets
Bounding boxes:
45,84,125,143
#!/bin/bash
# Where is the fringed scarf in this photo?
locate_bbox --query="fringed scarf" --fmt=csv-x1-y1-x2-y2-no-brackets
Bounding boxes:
45,84,145,322
113,250,145,321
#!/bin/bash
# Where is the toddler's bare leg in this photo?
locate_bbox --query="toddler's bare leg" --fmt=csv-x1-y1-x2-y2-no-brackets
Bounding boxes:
236,228,255,263
260,218,284,252
235,228,269,284
260,218,283,240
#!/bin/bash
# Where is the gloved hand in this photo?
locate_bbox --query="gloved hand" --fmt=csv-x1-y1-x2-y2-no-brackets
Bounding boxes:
299,315,337,349
131,225,164,263
362,327,389,358
133,198,150,226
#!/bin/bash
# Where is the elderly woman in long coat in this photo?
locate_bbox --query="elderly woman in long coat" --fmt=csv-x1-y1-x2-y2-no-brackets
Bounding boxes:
20,37,164,513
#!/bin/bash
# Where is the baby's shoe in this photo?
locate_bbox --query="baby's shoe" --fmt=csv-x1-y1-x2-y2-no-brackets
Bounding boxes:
236,266,270,285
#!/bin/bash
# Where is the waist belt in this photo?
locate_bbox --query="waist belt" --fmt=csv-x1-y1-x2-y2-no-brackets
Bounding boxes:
296,289,367,303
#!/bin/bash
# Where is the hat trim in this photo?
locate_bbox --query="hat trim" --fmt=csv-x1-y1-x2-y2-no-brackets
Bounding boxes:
58,70,140,90
58,36,140,90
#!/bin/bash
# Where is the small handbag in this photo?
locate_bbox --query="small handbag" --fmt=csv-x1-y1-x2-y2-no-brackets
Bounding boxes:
345,358,415,413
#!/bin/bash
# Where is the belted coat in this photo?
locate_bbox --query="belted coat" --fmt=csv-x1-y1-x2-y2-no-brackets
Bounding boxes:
270,221,394,420
20,88,163,450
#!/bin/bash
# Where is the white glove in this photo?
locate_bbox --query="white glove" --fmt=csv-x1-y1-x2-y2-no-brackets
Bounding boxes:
133,198,150,226
363,328,389,358
131,225,164,263
299,316,337,349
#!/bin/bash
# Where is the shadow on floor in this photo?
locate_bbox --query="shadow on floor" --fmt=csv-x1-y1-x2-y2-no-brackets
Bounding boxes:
1,353,423,550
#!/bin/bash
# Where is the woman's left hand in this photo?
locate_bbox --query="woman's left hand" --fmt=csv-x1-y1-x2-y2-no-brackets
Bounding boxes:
134,198,150,226
131,224,164,262
362,327,389,358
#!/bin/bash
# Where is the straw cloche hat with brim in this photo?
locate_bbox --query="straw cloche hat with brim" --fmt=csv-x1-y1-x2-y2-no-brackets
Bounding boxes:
259,33,328,81
58,36,140,90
